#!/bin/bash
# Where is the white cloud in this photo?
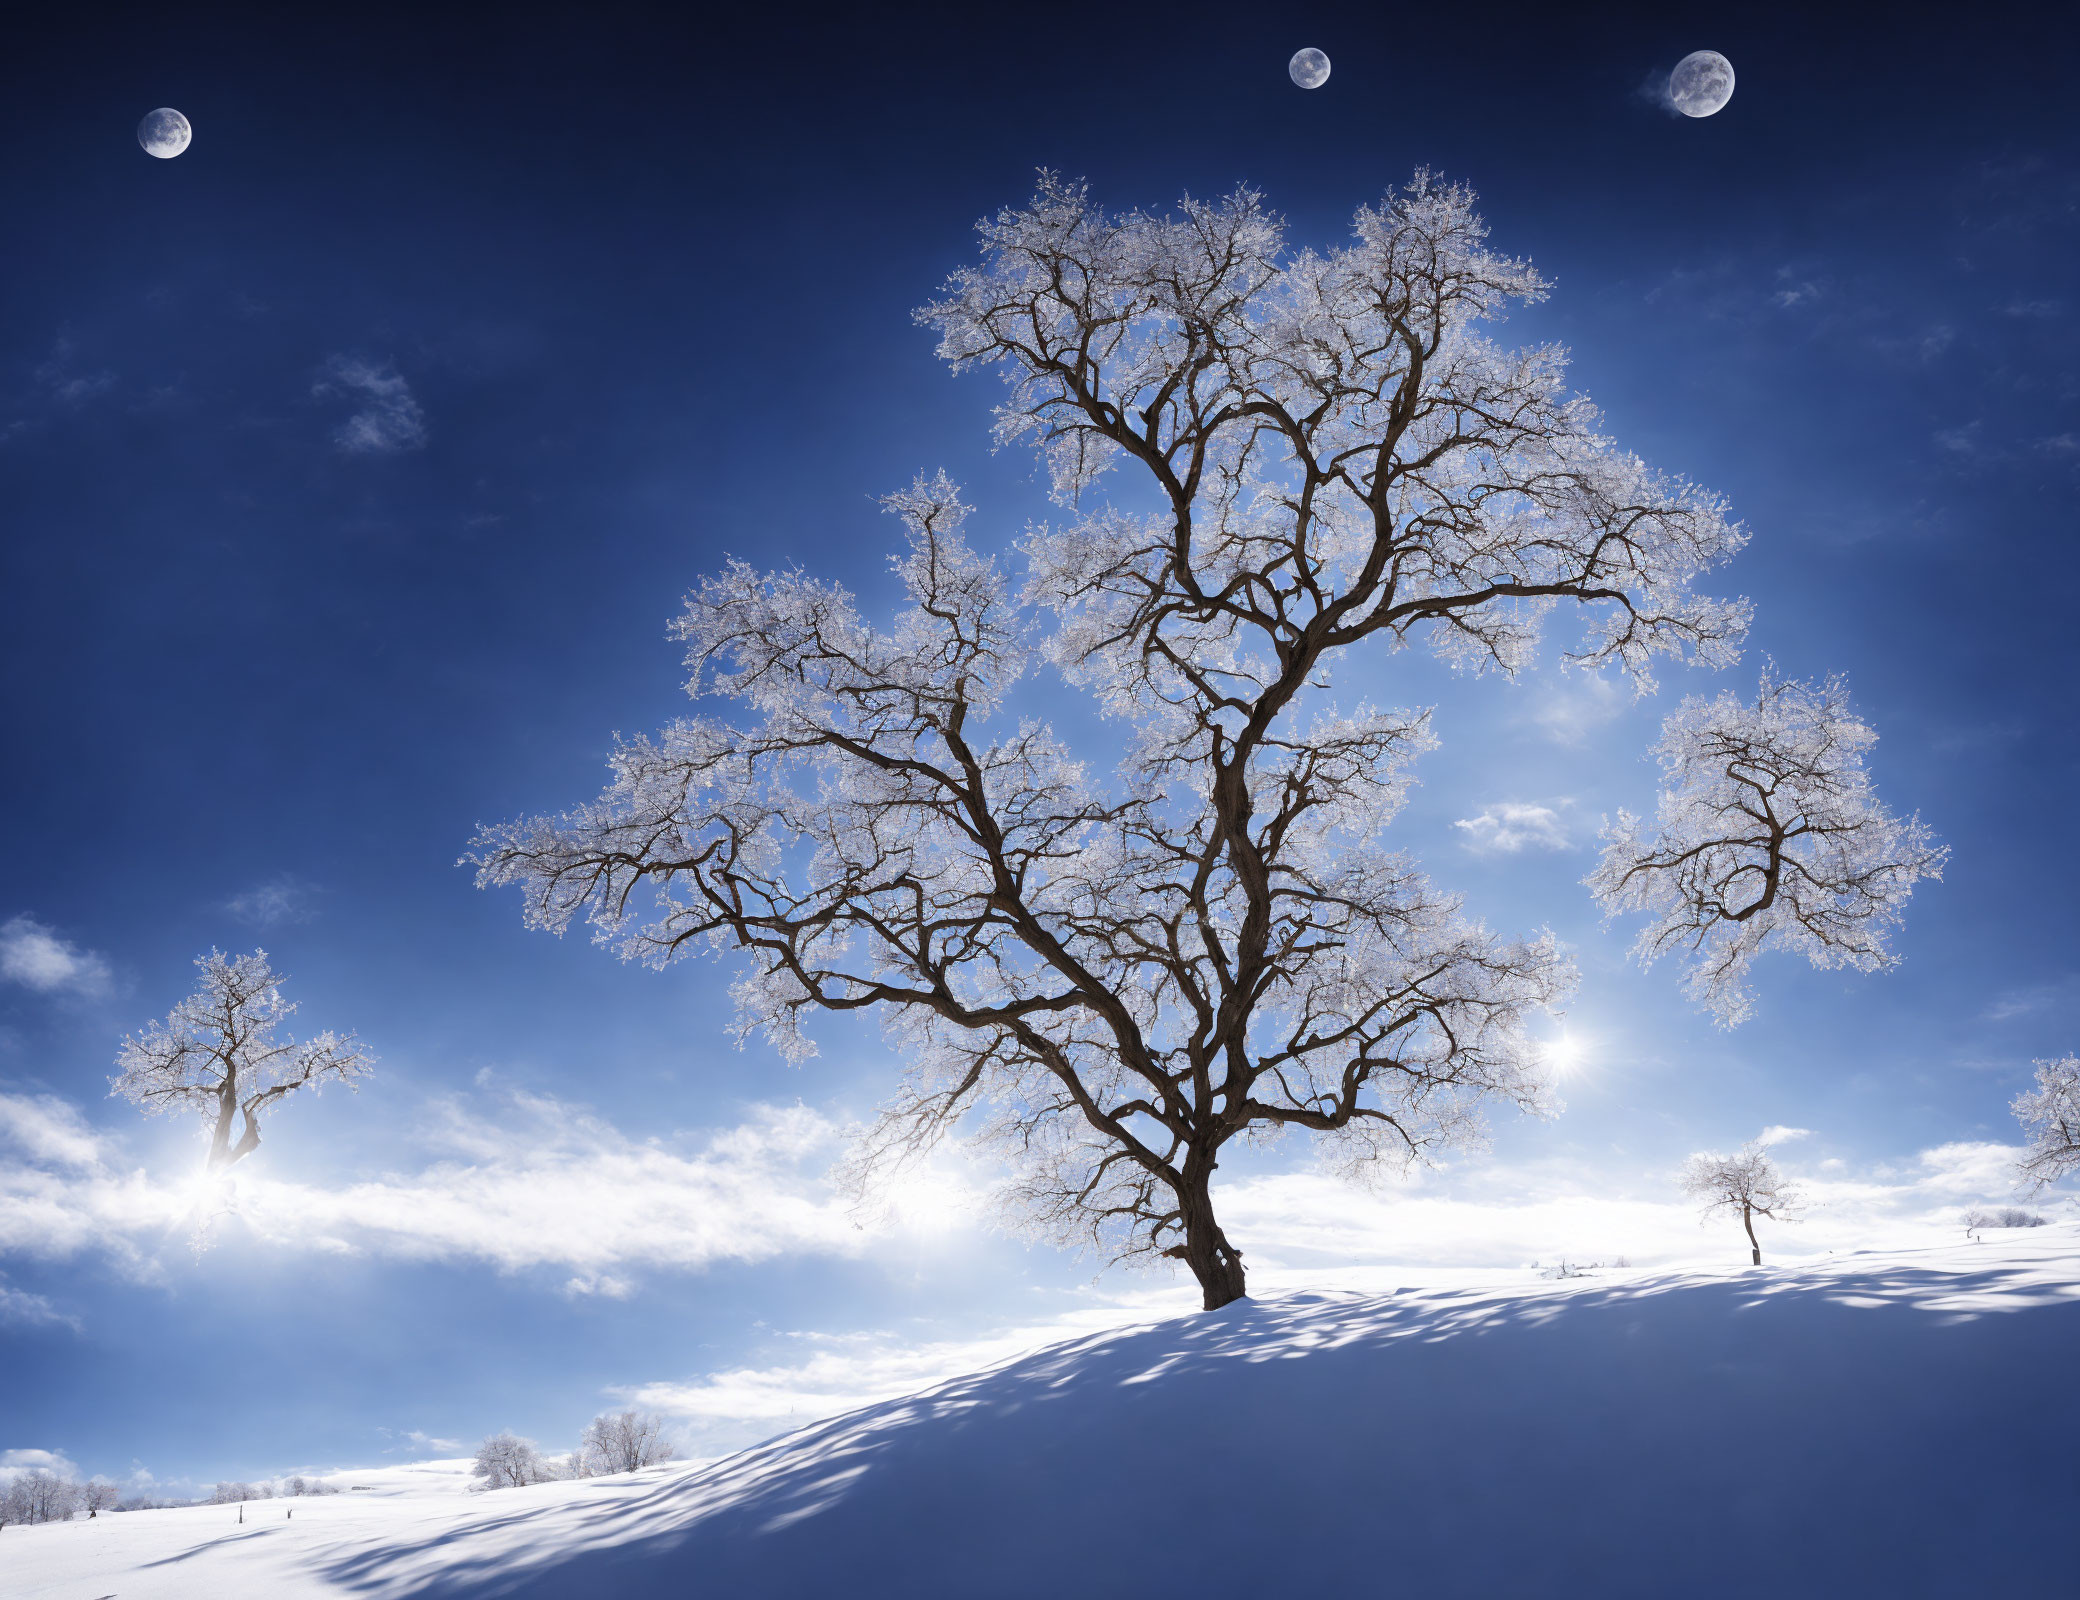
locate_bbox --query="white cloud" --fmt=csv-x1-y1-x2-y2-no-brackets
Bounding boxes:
0,1448,79,1487
1933,423,1984,458
1524,675,1626,746
562,1273,636,1299
0,915,111,997
34,337,113,407
224,875,321,927
0,1088,964,1283
1454,802,1572,856
620,1299,1188,1454
1758,1125,1812,1145
1981,975,2080,1024
316,356,427,453
0,1275,78,1331
1632,67,1681,118
383,1428,463,1456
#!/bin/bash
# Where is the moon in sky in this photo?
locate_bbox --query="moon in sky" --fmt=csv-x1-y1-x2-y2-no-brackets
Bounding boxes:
137,108,192,159
1668,51,1735,118
1289,48,1331,90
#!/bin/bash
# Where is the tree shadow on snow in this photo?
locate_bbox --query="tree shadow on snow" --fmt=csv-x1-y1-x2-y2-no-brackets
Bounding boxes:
318,1244,2080,1600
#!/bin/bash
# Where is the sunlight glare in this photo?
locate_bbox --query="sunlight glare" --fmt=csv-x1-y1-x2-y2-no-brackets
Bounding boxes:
1538,1032,1592,1082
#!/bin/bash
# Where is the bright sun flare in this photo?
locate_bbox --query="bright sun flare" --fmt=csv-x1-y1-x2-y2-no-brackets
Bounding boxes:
1540,1033,1592,1080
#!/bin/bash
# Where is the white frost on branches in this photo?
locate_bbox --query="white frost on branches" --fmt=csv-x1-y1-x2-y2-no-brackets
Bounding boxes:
110,950,373,1172
470,1433,556,1491
1681,1139,1802,1264
579,1410,674,1474
1588,671,1946,1027
2013,1055,2080,1191
472,174,1773,1308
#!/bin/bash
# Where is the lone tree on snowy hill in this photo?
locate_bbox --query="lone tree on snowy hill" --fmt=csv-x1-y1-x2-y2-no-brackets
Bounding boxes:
2014,1055,2080,1191
111,950,373,1173
472,174,1942,1310
580,1410,674,1475
472,1433,556,1491
1683,1140,1802,1265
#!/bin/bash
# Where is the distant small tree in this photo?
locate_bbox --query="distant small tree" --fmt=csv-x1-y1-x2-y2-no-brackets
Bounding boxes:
1963,1206,2047,1240
210,1481,266,1503
1682,1139,1801,1265
471,1433,555,1491
579,1410,674,1475
111,950,373,1173
82,1478,119,1517
2014,1055,2080,1192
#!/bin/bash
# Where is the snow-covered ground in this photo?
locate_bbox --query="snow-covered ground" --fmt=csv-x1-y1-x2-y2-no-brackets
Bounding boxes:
9,1229,2076,1598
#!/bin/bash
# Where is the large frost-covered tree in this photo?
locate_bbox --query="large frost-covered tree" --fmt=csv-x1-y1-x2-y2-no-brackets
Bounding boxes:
111,950,373,1173
2013,1055,2080,1191
472,174,1939,1309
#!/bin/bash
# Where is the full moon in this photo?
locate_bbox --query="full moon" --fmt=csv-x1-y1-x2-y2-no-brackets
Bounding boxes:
1668,51,1735,118
1289,48,1331,90
137,107,192,159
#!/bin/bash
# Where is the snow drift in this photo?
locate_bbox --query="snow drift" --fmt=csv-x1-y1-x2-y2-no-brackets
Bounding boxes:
9,1230,2077,1599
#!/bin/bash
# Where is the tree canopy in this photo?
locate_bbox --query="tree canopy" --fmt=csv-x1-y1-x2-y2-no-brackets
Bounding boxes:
473,174,1940,1307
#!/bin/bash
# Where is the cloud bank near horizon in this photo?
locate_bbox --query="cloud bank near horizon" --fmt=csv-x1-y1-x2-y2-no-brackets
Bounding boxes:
0,1082,2047,1304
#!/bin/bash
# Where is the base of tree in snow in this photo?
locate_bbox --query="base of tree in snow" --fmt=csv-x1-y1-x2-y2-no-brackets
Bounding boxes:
7,1230,2076,1598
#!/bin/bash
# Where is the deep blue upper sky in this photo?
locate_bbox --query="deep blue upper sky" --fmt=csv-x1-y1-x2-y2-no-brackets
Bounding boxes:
4,0,2079,1489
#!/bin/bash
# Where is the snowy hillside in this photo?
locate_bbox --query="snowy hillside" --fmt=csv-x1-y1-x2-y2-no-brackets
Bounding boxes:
10,1230,2077,1599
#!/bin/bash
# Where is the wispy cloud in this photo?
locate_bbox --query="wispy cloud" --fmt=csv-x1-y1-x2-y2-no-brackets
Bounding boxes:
1981,975,2080,1024
1454,802,1572,856
0,915,111,997
33,337,113,406
0,1088,957,1283
380,1427,463,1456
619,1303,1182,1453
1757,1125,1813,1145
316,356,427,453
0,1275,79,1331
1523,675,1626,747
1770,269,1830,309
223,875,321,928
1933,422,1988,460
1631,66,1680,118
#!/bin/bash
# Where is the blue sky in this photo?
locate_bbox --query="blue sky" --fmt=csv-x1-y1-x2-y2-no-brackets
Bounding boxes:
4,1,2078,1492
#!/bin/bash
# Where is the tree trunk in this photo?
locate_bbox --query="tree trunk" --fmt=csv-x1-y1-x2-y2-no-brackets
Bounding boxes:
208,1087,239,1170
1177,1155,1247,1310
1742,1202,1761,1266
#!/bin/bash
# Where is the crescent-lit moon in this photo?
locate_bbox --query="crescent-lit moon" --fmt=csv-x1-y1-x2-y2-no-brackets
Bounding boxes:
137,108,193,159
1668,51,1735,118
1289,48,1331,90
